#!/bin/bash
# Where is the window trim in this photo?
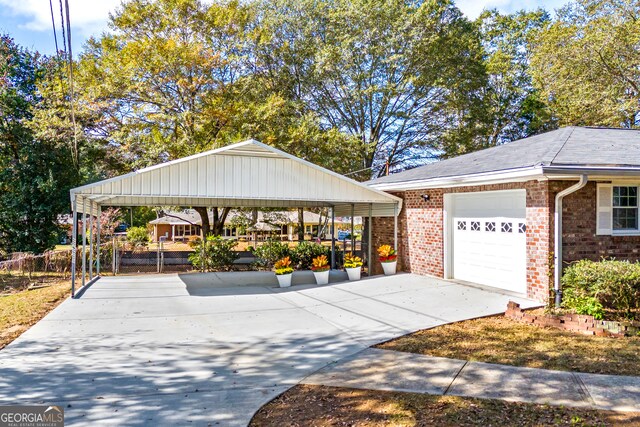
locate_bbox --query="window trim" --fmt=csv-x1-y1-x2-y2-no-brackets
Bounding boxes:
611,184,640,235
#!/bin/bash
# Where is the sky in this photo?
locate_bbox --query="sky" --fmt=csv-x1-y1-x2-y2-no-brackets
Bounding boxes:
0,0,569,56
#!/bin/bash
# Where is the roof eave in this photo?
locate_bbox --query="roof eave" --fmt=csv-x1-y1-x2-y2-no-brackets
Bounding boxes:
368,166,546,191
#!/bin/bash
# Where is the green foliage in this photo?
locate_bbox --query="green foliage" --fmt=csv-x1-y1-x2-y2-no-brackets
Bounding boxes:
561,259,640,320
562,293,605,320
530,0,640,127
188,235,238,271
251,239,290,269
126,226,150,248
291,241,329,270
254,0,489,176
0,35,79,254
472,9,556,149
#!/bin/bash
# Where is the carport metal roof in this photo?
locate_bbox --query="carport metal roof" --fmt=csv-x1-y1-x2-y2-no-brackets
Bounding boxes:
70,139,401,217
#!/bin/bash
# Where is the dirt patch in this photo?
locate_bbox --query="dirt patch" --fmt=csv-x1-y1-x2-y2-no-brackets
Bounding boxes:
250,385,640,426
376,314,640,376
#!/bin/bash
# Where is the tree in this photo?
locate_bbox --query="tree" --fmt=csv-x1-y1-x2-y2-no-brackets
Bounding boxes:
252,0,488,176
473,9,556,147
0,35,77,254
530,0,640,127
80,0,362,233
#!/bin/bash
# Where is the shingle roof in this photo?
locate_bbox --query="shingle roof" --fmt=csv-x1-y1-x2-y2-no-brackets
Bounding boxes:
369,127,640,185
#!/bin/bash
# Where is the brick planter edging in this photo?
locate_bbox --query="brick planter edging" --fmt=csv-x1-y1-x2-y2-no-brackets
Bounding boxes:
506,301,640,338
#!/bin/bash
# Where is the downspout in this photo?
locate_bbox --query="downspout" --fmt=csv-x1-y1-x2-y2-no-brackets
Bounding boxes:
554,175,588,307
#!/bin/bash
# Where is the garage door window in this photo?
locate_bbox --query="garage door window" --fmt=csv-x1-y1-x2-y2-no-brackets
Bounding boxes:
613,186,638,231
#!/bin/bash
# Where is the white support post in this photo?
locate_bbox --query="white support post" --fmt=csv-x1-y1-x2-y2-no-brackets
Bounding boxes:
368,203,372,275
71,195,78,297
393,203,398,252
89,203,94,280
96,205,101,275
350,204,355,255
112,236,116,275
81,198,87,287
330,207,336,270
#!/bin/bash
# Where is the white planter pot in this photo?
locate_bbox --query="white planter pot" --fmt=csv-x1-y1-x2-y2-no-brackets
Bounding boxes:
313,270,330,285
276,273,293,288
345,267,361,281
381,260,397,276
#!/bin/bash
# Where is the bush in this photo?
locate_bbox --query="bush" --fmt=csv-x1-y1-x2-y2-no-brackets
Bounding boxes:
252,239,290,269
291,241,329,269
188,235,238,271
561,259,640,320
126,226,150,249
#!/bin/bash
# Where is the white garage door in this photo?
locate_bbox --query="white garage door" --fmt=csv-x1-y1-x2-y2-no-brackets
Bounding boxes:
449,190,526,294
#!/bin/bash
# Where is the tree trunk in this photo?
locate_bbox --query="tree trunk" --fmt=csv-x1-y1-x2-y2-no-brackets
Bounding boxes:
211,207,231,235
194,207,210,237
297,208,305,241
194,207,232,237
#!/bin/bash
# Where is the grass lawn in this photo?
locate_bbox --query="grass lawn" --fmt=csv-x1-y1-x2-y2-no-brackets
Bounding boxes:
0,280,70,349
251,385,640,427
376,314,640,376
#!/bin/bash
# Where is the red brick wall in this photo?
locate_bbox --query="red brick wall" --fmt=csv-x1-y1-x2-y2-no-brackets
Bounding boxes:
372,181,553,302
552,181,640,263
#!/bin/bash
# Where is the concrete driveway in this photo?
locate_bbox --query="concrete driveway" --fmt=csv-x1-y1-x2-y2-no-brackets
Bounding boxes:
0,272,539,426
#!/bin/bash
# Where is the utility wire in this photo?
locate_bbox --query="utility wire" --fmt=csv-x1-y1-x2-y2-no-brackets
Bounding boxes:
63,0,79,167
58,0,67,55
48,0,59,54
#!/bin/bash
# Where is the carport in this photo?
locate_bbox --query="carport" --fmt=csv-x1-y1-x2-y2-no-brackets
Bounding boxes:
69,139,402,296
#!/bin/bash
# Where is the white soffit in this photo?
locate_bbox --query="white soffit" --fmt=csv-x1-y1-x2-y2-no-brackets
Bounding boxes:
70,139,401,217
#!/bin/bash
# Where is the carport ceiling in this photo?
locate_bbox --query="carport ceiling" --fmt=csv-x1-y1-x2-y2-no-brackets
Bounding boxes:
70,139,401,217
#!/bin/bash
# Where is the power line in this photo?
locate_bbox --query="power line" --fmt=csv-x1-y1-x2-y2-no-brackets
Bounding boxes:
62,0,79,167
48,0,59,54
58,0,67,55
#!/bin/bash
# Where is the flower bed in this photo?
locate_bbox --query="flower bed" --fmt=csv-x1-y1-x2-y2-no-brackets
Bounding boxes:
506,301,640,338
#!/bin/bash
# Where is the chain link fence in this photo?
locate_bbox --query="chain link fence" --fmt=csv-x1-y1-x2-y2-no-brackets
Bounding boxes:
0,236,369,293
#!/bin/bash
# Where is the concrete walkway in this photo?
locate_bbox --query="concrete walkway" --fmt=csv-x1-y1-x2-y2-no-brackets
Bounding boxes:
0,272,539,426
303,347,640,412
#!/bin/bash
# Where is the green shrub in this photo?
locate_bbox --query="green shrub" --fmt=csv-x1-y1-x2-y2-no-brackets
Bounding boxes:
188,235,238,271
561,259,640,320
252,239,290,269
291,241,329,269
126,226,150,249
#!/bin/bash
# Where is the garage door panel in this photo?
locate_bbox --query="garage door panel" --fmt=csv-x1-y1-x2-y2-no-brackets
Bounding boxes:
450,191,526,294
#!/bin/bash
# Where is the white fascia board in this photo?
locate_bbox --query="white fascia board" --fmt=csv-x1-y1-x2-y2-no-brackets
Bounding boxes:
542,166,640,176
368,166,545,191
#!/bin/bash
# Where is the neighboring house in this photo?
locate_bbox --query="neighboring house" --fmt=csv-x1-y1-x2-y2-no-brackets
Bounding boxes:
368,127,640,303
149,209,354,242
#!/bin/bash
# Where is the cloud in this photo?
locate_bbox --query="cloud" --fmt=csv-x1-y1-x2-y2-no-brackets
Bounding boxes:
0,0,121,37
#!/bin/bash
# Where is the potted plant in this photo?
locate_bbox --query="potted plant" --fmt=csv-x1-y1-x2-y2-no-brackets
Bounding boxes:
344,252,363,281
311,254,330,285
274,256,294,288
378,244,398,275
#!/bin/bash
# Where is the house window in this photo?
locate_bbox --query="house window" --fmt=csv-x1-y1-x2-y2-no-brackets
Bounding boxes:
613,186,638,230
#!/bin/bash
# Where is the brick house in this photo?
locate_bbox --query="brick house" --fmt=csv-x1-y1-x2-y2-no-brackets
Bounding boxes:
368,127,640,303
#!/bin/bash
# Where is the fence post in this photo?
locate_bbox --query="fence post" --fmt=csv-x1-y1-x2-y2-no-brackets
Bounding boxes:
160,239,164,273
